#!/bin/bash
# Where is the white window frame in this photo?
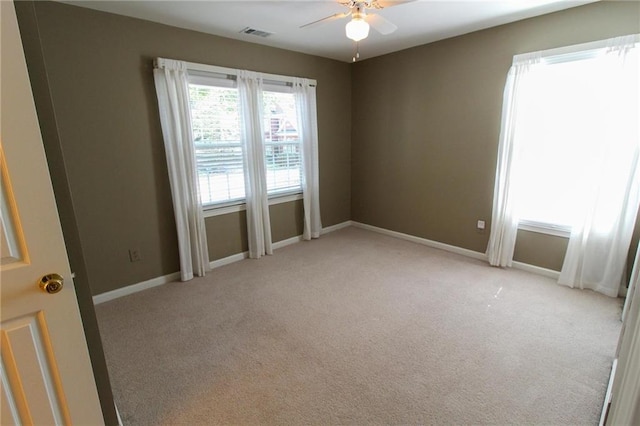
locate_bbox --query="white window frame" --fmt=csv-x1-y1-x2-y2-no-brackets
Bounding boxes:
190,77,245,208
261,87,304,196
517,220,571,238
185,62,316,215
203,192,304,218
511,38,637,240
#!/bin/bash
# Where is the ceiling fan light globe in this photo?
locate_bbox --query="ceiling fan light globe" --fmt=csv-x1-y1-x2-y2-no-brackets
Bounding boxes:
345,18,369,42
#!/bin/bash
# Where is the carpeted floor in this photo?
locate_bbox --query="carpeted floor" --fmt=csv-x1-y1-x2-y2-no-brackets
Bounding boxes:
95,227,622,425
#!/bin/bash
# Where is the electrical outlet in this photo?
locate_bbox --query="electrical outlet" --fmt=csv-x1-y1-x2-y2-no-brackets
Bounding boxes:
129,248,142,262
477,220,486,230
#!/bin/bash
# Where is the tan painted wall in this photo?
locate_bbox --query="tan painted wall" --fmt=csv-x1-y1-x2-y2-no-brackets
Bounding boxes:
16,2,638,421
21,0,640,297
26,1,351,295
351,1,640,270
14,2,119,423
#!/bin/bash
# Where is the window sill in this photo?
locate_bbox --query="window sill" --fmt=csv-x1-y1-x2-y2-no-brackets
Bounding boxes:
203,192,303,218
518,220,571,238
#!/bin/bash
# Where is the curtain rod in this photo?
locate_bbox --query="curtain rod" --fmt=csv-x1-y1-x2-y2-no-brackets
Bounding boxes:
156,58,317,87
512,33,639,64
189,70,299,88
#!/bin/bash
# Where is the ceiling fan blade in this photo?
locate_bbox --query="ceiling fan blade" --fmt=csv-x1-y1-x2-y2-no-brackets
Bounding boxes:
373,0,417,9
368,13,397,35
300,11,350,29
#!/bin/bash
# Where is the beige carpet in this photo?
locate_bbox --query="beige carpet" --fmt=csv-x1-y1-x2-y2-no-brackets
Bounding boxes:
95,227,622,425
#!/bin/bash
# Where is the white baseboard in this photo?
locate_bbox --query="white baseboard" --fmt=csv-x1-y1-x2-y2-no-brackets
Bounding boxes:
273,235,303,249
511,260,560,279
92,271,181,305
351,221,561,279
322,220,353,234
208,234,304,270
94,220,560,305
351,221,487,261
115,402,124,426
93,222,351,304
210,251,249,269
599,358,618,426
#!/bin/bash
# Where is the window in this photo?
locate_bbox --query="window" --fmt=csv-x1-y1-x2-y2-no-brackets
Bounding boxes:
512,47,639,235
189,83,245,206
263,90,302,194
486,35,638,276
155,57,321,258
188,79,303,208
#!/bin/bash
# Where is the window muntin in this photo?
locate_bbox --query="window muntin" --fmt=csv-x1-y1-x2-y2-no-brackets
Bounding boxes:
262,91,302,195
189,83,245,206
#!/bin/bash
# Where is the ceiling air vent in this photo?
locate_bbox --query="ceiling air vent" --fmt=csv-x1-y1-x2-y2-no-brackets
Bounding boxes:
240,27,273,38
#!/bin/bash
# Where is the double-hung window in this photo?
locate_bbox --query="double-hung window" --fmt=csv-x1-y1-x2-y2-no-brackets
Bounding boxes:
262,89,302,195
189,75,244,206
188,72,303,210
155,57,320,260
512,45,639,237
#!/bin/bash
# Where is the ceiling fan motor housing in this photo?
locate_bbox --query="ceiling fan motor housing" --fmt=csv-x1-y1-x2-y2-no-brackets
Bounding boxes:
352,5,367,20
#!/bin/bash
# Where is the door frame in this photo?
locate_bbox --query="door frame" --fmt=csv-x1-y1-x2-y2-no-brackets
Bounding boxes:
605,247,640,424
11,1,119,424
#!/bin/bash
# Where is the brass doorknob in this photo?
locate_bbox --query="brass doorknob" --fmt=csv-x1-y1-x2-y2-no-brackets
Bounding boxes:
38,273,64,294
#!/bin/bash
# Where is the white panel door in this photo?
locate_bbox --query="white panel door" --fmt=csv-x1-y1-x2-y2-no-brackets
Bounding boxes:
0,1,104,424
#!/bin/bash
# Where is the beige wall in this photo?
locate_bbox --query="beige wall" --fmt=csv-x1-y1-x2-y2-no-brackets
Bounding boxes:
20,0,640,295
16,3,638,422
14,2,119,423
24,1,351,295
351,1,640,270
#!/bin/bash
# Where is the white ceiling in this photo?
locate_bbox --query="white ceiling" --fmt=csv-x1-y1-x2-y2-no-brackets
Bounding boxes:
61,0,598,62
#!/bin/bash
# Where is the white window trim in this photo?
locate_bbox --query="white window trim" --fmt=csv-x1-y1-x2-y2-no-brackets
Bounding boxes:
513,34,639,65
511,36,639,241
203,192,303,218
518,219,571,238
189,64,313,211
186,61,316,87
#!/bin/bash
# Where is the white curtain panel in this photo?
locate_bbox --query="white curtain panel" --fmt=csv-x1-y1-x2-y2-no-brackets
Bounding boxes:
238,71,273,258
486,53,540,267
153,58,210,281
293,78,322,240
558,36,640,297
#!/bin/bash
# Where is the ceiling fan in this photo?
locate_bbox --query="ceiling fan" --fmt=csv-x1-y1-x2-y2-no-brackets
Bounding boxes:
300,1,412,44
